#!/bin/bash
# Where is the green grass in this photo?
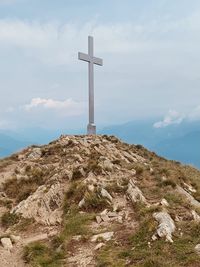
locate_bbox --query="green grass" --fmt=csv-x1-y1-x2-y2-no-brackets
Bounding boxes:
63,209,94,239
83,191,110,212
63,181,87,212
23,242,64,267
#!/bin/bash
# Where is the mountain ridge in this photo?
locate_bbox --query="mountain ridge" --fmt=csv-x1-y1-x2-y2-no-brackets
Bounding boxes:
0,135,200,266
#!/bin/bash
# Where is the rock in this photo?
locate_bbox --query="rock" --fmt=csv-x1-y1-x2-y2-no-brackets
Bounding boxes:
96,216,102,224
183,182,196,193
95,243,105,250
101,188,113,202
91,232,114,242
100,159,113,172
100,209,108,215
191,210,200,222
152,234,157,241
150,168,154,174
161,176,167,182
177,186,200,208
88,184,95,192
107,211,118,217
153,212,175,243
72,235,82,241
78,198,85,208
10,235,21,243
1,238,13,250
101,214,110,222
12,182,64,225
24,233,48,245
195,244,200,255
161,198,169,207
27,147,42,160
127,180,147,204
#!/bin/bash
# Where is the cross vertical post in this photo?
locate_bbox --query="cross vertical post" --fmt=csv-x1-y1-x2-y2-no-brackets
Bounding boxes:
78,36,103,135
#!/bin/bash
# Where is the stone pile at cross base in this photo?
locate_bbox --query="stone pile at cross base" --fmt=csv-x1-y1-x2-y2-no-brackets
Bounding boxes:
0,135,200,267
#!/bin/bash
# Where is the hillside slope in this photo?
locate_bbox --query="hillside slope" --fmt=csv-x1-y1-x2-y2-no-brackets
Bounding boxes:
0,135,200,267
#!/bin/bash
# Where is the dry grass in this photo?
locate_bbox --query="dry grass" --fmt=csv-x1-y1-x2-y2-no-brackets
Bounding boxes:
3,167,45,204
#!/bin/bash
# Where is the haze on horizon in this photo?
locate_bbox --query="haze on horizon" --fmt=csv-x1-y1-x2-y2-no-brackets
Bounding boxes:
0,0,200,132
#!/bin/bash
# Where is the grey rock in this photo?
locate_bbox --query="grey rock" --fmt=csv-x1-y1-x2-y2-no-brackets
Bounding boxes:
153,212,175,243
1,238,13,250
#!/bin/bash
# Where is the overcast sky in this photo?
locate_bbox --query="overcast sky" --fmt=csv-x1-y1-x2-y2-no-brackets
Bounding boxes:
0,0,200,131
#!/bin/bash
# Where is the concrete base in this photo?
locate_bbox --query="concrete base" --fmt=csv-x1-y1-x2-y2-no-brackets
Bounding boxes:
87,124,96,135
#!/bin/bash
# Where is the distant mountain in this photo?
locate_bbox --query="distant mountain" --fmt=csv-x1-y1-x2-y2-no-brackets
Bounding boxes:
102,120,200,168
153,131,200,168
0,120,199,168
0,133,31,158
0,127,84,158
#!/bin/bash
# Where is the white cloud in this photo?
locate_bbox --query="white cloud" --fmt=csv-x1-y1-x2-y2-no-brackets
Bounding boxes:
153,110,184,128
0,13,200,66
154,105,200,128
23,98,85,116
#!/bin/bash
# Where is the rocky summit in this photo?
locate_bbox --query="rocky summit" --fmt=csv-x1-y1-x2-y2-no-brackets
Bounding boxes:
0,135,200,267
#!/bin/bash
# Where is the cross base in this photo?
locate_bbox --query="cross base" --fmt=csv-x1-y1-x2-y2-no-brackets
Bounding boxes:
87,123,96,135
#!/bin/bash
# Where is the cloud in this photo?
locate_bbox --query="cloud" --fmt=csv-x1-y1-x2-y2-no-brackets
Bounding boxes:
154,105,200,128
0,0,24,5
0,13,200,66
23,98,85,116
153,110,184,128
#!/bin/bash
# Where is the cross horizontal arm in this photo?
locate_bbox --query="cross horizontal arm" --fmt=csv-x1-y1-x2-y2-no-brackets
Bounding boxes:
93,57,103,66
78,52,90,62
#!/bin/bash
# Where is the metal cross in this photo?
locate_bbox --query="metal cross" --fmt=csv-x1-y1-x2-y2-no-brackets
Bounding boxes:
78,36,103,135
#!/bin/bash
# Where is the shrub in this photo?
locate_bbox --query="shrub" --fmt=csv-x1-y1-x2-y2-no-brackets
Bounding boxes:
1,212,20,228
161,179,176,188
72,169,83,180
63,182,87,213
3,168,45,203
84,191,110,212
23,242,63,267
135,166,144,175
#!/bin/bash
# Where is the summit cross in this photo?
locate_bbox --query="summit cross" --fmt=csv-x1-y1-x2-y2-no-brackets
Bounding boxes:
78,36,103,135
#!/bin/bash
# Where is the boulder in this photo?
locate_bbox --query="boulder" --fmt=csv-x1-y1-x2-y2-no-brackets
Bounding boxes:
191,210,200,222
101,188,113,202
91,232,114,242
195,244,200,255
1,238,13,250
153,212,175,243
127,180,147,204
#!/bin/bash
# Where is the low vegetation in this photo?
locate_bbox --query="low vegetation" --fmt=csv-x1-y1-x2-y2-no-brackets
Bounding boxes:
23,241,64,267
3,167,45,203
1,212,20,228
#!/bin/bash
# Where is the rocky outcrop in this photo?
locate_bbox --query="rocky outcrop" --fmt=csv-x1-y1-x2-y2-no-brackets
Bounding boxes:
177,186,200,208
11,182,64,225
152,212,176,243
127,179,147,205
91,232,114,242
1,238,13,251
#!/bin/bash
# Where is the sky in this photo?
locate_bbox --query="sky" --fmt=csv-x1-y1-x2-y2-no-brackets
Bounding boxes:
0,0,200,131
